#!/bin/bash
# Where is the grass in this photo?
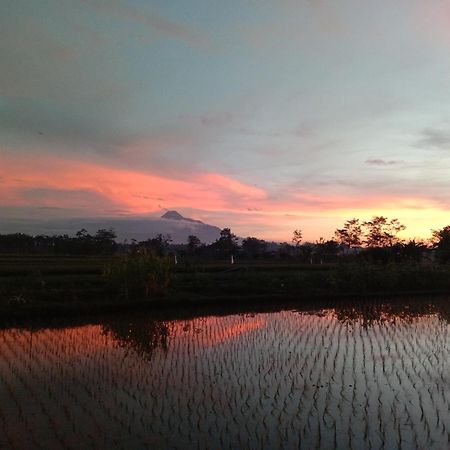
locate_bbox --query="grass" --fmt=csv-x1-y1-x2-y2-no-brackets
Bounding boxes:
1,254,450,319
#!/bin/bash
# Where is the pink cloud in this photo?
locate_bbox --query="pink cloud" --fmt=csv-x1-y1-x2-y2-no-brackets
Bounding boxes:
170,317,265,347
2,151,449,241
0,153,267,215
414,2,450,42
1,151,444,217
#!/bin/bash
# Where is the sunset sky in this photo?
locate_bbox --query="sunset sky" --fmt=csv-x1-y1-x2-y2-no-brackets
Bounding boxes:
2,0,450,242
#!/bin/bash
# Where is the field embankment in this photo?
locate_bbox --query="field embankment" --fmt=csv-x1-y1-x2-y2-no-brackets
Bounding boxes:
1,254,450,319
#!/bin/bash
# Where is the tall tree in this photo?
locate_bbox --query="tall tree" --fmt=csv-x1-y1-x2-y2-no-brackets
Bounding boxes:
242,237,267,258
75,228,93,254
431,225,450,263
335,218,362,250
94,228,118,254
363,216,405,247
215,228,239,256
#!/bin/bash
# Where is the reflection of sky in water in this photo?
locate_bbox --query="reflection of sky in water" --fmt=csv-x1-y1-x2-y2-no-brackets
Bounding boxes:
1,303,450,449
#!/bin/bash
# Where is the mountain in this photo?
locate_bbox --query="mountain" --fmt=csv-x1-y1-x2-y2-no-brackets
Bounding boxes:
157,210,221,242
161,210,203,224
0,211,222,244
161,210,184,220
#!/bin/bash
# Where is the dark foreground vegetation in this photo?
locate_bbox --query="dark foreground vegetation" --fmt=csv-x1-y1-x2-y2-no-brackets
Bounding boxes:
1,216,450,319
2,255,450,320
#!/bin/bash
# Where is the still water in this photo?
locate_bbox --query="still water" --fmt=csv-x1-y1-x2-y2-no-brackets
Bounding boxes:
1,300,450,449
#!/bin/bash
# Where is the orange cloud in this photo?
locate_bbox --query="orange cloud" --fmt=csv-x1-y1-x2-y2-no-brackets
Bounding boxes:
170,317,265,347
0,152,267,215
1,151,449,242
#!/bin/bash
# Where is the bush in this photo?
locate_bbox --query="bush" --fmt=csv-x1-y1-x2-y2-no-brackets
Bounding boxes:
103,251,171,300
333,263,450,293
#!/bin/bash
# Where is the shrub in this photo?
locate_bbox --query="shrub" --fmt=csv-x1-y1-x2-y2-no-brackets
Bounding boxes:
103,250,171,300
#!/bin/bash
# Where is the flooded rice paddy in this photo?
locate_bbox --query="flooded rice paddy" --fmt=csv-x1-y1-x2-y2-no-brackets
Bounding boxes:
2,300,450,449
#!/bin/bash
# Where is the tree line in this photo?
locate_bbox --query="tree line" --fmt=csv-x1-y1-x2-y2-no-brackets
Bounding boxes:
1,216,449,263
0,228,117,255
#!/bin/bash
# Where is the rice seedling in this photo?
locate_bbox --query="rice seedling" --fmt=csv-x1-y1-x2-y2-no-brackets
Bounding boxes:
1,300,450,448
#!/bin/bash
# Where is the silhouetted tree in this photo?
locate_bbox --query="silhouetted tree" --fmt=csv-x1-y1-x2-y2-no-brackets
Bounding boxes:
75,228,89,239
363,216,405,247
94,228,118,254
314,238,339,263
215,228,239,257
301,242,315,263
0,233,35,253
187,235,202,254
335,218,362,251
277,242,295,260
432,226,450,263
242,237,267,259
139,234,172,257
74,228,94,254
292,229,303,247
396,239,427,263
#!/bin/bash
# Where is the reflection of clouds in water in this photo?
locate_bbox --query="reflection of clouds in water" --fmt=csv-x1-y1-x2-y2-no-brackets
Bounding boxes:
102,315,266,359
172,317,266,347
2,302,450,448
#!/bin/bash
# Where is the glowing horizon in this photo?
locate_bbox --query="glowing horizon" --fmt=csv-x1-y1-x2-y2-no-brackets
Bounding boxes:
2,1,450,242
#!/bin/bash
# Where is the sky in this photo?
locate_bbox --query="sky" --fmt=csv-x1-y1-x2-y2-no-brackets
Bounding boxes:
2,0,450,242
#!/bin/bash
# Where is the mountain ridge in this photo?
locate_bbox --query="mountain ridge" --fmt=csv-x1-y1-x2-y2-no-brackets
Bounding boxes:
161,210,204,224
0,211,222,244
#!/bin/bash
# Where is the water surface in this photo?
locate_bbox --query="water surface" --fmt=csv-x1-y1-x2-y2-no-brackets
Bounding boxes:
1,299,450,449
